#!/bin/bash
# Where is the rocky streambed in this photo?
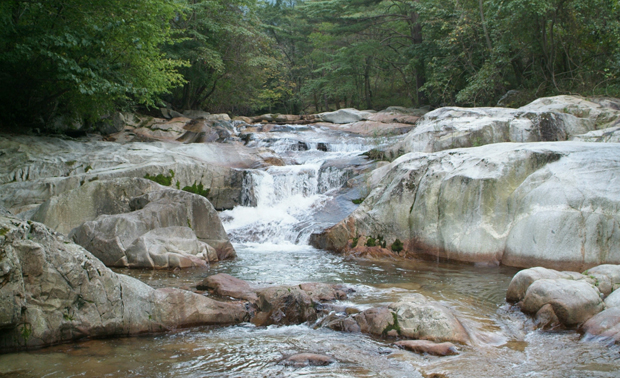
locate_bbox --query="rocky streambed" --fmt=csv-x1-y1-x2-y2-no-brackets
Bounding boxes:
2,95,620,377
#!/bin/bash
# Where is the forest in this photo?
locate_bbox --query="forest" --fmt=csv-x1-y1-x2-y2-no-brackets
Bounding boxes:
1,0,619,130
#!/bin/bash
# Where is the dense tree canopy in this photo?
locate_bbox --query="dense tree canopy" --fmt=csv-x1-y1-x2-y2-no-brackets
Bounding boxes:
1,0,618,130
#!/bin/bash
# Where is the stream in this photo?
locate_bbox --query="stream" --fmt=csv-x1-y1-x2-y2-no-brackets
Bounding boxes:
1,125,619,377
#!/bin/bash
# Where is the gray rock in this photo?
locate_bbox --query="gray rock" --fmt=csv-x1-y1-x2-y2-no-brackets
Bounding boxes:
389,294,470,344
71,187,235,267
521,279,604,326
354,307,396,336
252,286,317,326
0,135,263,212
584,264,620,296
604,289,620,308
570,125,620,143
312,142,620,270
0,215,248,352
388,95,620,158
319,109,372,124
506,267,592,303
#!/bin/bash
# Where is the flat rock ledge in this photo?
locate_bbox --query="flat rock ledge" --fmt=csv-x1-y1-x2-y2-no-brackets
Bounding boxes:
507,265,620,343
0,215,248,353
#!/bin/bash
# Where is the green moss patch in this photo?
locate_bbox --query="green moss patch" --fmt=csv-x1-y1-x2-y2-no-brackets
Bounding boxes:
182,182,210,198
144,169,175,186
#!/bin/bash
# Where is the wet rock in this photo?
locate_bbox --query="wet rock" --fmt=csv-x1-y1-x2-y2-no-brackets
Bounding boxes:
394,340,458,356
298,282,350,302
71,187,235,268
252,286,317,326
312,142,620,270
389,294,470,344
0,215,248,352
506,267,592,303
322,314,361,333
581,308,620,343
281,353,335,367
521,279,604,326
354,307,396,336
196,273,258,302
534,304,562,330
176,118,232,144
583,265,620,296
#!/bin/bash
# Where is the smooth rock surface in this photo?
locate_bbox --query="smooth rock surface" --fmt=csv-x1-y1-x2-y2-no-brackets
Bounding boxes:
389,294,470,344
583,264,620,296
506,267,592,303
604,289,620,308
319,109,372,124
71,187,235,268
390,95,620,157
394,340,458,356
0,135,265,213
196,273,257,301
312,142,620,270
521,279,604,326
0,215,248,352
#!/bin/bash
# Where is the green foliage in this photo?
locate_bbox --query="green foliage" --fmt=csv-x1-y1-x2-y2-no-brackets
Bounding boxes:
351,198,365,205
182,182,210,198
382,312,401,336
144,169,175,186
351,237,359,248
0,0,185,130
391,239,403,253
365,236,376,247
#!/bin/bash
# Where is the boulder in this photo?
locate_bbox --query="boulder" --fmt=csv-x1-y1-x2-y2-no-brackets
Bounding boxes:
581,307,620,343
71,187,235,268
281,353,335,366
298,282,350,302
311,142,620,270
319,109,373,124
176,119,233,144
604,289,620,308
389,294,470,344
0,215,248,352
583,265,620,296
354,307,397,336
520,279,604,326
506,267,592,303
394,340,458,356
570,125,620,143
252,286,317,326
0,135,266,213
388,95,620,158
196,273,258,301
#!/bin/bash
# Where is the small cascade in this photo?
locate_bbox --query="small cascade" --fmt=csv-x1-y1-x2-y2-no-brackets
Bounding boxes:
222,125,372,244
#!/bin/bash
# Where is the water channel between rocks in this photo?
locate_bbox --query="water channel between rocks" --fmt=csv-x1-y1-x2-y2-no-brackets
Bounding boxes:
1,125,619,377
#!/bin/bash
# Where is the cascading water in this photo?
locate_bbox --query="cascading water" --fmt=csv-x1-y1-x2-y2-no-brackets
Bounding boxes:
222,125,373,244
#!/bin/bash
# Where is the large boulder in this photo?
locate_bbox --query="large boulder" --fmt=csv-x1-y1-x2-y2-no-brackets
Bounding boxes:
0,215,248,352
0,135,266,212
604,289,620,308
71,186,235,268
520,279,604,326
311,142,620,270
506,267,592,302
196,273,258,302
389,95,620,157
252,286,318,326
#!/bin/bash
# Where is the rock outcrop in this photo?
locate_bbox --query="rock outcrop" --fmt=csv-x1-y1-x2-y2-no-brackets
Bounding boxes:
0,215,248,352
389,95,620,158
0,135,266,213
394,340,458,356
312,142,620,270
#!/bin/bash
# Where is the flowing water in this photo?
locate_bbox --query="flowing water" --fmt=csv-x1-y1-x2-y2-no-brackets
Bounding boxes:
1,125,619,377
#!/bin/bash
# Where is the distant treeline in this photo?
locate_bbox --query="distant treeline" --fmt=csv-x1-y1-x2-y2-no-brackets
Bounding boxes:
1,0,618,130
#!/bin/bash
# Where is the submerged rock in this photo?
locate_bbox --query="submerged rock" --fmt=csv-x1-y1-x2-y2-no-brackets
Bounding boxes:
394,340,458,356
312,142,620,270
281,353,335,366
0,215,248,352
581,308,620,343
